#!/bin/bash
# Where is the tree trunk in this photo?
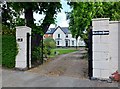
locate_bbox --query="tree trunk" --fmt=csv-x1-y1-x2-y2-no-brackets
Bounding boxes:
41,3,56,33
84,39,89,48
25,8,34,28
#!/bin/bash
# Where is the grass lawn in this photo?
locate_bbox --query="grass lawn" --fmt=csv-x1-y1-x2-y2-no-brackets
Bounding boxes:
49,48,78,58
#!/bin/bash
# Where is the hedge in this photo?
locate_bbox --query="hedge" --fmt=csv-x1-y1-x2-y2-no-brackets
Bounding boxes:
0,35,2,65
2,35,18,68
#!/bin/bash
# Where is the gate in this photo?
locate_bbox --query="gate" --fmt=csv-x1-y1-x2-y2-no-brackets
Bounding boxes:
88,26,93,79
27,33,30,69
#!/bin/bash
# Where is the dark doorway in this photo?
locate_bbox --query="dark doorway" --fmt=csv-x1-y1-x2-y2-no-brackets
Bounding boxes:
65,40,68,47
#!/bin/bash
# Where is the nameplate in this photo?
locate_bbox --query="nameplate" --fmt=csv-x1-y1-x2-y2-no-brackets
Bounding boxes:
93,31,109,35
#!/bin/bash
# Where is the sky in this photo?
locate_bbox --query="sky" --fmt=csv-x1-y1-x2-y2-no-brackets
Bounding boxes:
33,0,71,28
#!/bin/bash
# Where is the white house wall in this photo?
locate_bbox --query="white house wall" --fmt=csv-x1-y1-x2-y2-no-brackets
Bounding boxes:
77,36,86,47
67,34,76,46
53,27,86,47
53,28,66,46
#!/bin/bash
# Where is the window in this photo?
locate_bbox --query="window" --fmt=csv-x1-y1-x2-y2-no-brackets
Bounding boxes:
72,41,74,45
57,41,59,45
66,34,68,38
58,34,60,38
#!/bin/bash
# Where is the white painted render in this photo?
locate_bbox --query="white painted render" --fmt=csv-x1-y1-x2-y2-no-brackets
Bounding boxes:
52,27,85,47
92,18,119,79
15,26,31,69
109,21,119,74
92,18,110,79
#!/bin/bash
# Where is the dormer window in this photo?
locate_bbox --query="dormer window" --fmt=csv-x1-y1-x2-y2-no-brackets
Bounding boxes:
58,34,60,38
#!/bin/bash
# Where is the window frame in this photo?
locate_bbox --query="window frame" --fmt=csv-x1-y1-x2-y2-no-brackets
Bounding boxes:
58,34,60,38
72,40,74,45
57,41,59,45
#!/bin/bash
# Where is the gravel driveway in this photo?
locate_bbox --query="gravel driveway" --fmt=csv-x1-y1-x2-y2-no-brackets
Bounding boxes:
28,48,88,79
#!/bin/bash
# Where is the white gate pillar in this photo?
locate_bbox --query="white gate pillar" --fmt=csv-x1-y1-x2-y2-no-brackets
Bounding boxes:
15,26,31,70
92,18,110,79
109,21,119,74
92,18,119,79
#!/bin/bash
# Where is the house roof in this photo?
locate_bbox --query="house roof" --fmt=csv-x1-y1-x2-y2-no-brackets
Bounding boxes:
46,26,71,34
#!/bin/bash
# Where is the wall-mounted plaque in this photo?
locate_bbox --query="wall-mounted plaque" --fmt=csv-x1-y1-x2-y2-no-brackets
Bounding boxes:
17,38,23,42
93,31,109,35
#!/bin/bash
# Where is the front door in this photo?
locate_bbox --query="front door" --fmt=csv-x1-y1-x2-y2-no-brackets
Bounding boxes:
66,41,68,47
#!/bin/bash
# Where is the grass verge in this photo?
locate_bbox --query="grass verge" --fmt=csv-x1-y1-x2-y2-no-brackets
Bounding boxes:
49,48,78,58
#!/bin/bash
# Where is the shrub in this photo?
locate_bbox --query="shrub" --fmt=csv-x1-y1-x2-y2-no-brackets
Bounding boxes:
32,46,42,63
44,37,56,48
43,37,56,55
2,25,15,35
32,38,56,64
2,35,18,68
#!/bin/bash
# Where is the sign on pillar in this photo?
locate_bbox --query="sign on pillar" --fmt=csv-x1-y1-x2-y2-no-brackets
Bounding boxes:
15,26,31,70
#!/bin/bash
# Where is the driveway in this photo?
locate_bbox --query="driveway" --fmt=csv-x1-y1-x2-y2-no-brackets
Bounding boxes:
28,48,88,79
2,48,118,87
2,69,118,87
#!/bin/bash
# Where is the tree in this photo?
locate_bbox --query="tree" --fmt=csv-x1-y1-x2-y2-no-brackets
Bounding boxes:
2,2,62,64
68,2,94,47
2,2,62,46
67,2,120,47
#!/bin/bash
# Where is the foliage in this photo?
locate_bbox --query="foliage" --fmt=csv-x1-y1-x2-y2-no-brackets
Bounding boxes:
0,35,2,65
2,2,17,29
67,2,120,47
32,38,56,63
2,35,18,68
2,2,62,34
2,2,62,65
32,46,42,63
2,24,16,35
43,37,56,49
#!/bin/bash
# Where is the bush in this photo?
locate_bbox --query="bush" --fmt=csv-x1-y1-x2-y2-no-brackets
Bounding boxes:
32,46,42,62
2,35,18,68
32,38,56,64
0,35,2,65
44,37,56,48
43,37,56,55
2,25,15,35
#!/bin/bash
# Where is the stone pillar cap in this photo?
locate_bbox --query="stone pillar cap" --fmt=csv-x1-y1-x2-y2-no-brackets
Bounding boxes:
92,18,110,21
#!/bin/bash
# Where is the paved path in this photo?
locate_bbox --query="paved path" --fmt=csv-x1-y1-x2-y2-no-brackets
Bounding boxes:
2,69,118,87
28,48,88,79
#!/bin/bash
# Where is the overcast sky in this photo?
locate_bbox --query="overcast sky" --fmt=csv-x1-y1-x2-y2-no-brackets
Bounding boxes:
33,0,71,28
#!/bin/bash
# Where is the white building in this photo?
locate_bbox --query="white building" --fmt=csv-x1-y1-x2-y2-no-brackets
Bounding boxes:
44,26,85,47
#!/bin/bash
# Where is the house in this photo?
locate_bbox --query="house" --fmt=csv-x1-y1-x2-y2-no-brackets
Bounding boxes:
44,26,85,47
